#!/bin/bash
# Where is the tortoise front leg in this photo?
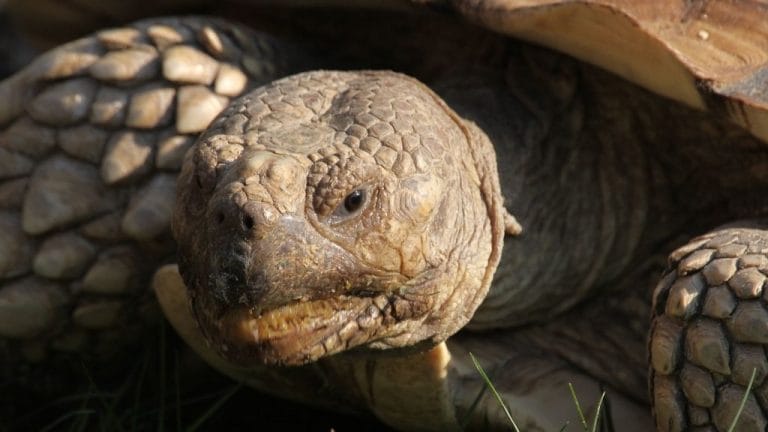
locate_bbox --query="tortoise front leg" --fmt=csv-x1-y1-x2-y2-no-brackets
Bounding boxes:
0,16,305,390
651,224,768,431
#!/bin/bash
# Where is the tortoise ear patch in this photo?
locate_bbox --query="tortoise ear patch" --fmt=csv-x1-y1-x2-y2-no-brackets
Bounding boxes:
396,173,442,225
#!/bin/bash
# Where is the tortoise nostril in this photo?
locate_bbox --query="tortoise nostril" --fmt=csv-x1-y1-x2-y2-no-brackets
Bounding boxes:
243,214,255,230
238,201,278,236
216,212,225,224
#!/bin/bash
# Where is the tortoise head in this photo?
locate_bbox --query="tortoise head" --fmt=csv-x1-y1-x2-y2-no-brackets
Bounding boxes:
172,70,508,366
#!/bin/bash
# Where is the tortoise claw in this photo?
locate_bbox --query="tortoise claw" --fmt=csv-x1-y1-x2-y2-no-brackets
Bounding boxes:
504,210,522,236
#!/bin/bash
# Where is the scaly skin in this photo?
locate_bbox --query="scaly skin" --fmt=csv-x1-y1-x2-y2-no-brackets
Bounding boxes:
5,13,768,432
652,225,768,431
0,16,304,390
172,70,507,365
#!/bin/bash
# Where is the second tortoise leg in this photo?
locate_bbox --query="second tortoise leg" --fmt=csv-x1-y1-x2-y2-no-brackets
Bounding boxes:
651,223,768,431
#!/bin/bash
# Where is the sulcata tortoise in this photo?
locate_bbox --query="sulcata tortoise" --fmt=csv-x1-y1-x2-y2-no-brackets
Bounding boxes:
3,1,768,430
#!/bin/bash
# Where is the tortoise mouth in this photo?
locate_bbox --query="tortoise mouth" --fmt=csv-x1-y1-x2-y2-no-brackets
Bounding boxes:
215,292,392,366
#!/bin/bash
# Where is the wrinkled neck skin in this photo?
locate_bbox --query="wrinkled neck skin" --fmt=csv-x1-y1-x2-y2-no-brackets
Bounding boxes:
437,45,768,329
436,56,649,328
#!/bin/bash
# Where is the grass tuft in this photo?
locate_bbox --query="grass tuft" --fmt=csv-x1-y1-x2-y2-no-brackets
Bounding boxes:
11,325,243,432
472,356,757,432
459,374,489,429
568,383,589,431
41,409,95,432
728,367,758,432
186,384,242,432
470,352,521,432
590,392,606,432
568,383,606,432
472,353,615,431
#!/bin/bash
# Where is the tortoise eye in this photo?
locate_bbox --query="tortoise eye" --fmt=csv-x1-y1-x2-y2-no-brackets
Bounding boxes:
343,189,366,214
328,186,371,223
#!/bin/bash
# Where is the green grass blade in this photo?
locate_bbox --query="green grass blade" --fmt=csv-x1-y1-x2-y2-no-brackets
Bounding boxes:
129,343,152,431
469,352,520,432
157,323,167,432
186,384,242,432
558,421,570,432
174,350,182,432
568,383,589,431
42,409,95,432
728,367,758,432
100,358,141,432
74,361,129,432
590,391,606,432
459,378,488,429
73,367,101,432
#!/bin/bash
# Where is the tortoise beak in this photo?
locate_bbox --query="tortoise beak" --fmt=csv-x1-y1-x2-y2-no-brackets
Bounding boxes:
192,202,393,365
207,211,359,314
217,293,380,365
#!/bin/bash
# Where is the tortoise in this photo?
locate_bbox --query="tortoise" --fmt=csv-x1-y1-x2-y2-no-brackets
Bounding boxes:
3,1,768,430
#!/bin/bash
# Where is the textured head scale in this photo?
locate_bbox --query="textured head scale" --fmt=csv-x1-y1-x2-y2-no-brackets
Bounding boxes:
173,70,506,365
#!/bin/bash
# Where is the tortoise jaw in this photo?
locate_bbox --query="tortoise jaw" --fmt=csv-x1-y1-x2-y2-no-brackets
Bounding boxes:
189,195,418,365
215,293,389,366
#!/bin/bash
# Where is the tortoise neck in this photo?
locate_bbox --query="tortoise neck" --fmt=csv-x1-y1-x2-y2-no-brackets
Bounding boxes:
435,48,653,327
492,104,651,327
440,42,768,328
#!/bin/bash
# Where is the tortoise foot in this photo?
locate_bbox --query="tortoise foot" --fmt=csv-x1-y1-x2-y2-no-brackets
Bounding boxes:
651,224,768,432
